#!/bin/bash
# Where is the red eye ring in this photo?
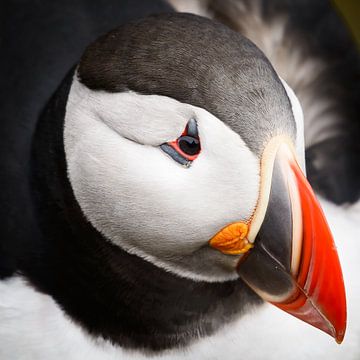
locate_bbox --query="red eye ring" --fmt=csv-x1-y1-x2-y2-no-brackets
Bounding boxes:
160,119,201,167
168,120,201,161
168,137,200,161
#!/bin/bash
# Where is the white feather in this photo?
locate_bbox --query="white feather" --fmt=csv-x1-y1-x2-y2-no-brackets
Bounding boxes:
280,78,306,173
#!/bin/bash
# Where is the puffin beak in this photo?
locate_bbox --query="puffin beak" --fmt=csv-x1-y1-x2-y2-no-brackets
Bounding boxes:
210,137,347,343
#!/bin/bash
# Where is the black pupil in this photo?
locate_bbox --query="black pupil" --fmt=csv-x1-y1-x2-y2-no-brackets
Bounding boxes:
178,136,200,156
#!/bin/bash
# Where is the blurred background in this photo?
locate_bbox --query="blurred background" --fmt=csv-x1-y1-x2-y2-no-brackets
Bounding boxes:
333,0,359,46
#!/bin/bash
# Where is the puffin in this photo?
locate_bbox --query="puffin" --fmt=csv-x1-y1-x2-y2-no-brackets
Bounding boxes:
0,1,359,359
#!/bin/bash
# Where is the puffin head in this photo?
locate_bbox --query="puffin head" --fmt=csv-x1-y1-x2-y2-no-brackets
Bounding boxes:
60,13,345,344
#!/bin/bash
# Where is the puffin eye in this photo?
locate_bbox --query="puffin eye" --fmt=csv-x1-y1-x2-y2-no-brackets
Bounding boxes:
178,136,200,156
160,119,201,167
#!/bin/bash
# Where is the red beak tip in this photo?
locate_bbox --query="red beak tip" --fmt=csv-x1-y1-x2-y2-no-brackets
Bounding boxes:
335,329,345,344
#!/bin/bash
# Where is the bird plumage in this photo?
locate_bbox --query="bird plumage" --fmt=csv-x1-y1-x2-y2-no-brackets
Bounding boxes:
1,0,359,359
170,0,360,204
1,199,359,359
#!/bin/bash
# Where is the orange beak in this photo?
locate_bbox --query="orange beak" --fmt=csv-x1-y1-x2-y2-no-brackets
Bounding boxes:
211,138,347,343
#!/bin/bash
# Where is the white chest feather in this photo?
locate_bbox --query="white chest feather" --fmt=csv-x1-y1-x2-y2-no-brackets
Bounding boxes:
1,199,359,360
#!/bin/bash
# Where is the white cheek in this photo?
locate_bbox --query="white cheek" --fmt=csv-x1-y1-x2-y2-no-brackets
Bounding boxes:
66,113,259,254
67,75,192,146
64,80,260,279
